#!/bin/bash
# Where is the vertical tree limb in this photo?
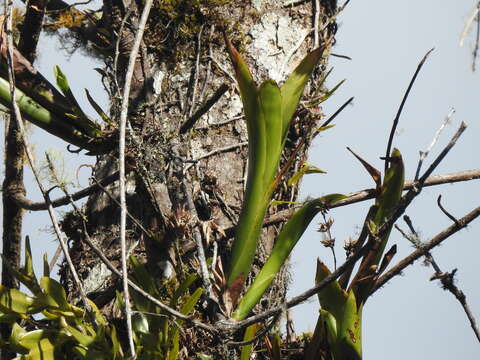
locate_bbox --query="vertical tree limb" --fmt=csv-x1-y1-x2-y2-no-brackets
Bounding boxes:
118,0,153,356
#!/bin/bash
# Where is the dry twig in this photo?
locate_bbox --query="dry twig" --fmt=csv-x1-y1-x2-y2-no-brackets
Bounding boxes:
117,0,153,356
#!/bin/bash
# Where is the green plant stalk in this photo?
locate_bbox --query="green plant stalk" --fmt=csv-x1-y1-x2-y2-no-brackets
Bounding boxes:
332,290,362,360
315,261,362,360
370,148,405,266
232,194,346,320
54,65,101,137
0,77,108,153
225,37,327,287
240,324,258,360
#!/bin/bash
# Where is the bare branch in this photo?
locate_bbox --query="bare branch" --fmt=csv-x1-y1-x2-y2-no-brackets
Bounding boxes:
414,108,455,180
220,169,480,238
385,48,434,173
180,83,230,134
434,269,480,343
118,0,153,356
372,205,480,293
437,195,461,226
396,216,480,342
12,172,120,210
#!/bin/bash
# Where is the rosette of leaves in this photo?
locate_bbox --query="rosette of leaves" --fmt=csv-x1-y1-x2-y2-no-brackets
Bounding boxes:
224,35,329,288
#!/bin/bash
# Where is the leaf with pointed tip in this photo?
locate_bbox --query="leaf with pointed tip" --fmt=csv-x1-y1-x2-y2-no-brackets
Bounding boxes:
0,255,40,295
317,79,346,104
281,46,326,138
85,89,111,124
347,147,382,189
225,37,268,287
371,148,405,265
314,124,336,133
377,244,397,276
287,163,327,186
54,65,101,137
224,35,258,129
315,260,348,322
43,254,50,277
23,236,34,279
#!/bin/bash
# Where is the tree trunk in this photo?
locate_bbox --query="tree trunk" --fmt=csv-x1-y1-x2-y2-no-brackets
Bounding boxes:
57,0,337,357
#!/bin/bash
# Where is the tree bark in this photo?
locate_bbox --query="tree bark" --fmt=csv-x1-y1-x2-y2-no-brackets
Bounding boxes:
55,0,337,357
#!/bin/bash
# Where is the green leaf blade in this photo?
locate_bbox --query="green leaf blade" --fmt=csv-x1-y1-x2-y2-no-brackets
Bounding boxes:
280,46,325,139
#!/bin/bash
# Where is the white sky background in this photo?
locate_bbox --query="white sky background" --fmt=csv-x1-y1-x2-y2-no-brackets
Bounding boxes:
0,1,478,359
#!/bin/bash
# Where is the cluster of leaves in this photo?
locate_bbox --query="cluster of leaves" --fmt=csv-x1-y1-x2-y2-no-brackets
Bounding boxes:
0,238,202,359
0,33,112,154
220,35,408,359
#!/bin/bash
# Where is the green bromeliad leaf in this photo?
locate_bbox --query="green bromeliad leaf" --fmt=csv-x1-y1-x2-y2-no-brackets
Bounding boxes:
225,35,328,288
232,194,346,320
287,163,327,186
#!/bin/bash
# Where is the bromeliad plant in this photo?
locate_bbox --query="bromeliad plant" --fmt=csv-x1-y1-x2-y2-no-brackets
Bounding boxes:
223,35,406,360
224,35,333,288
305,148,405,360
0,237,203,359
222,35,351,324
0,37,113,154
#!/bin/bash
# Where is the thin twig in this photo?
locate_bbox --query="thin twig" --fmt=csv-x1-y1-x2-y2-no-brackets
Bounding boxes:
396,216,480,342
331,53,352,60
180,177,213,299
2,1,95,326
460,2,480,47
12,172,120,211
185,24,204,118
321,96,353,128
198,25,215,104
437,195,461,226
118,0,153,356
417,122,467,184
414,108,455,180
227,313,281,346
180,83,230,134
371,205,480,294
385,48,434,173
185,142,248,172
474,3,480,71
313,0,320,48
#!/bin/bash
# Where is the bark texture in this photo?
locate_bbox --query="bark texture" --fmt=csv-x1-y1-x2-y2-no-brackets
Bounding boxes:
54,0,338,357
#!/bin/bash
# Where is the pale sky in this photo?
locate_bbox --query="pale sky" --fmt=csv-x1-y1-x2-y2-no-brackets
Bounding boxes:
290,1,479,359
0,1,478,359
